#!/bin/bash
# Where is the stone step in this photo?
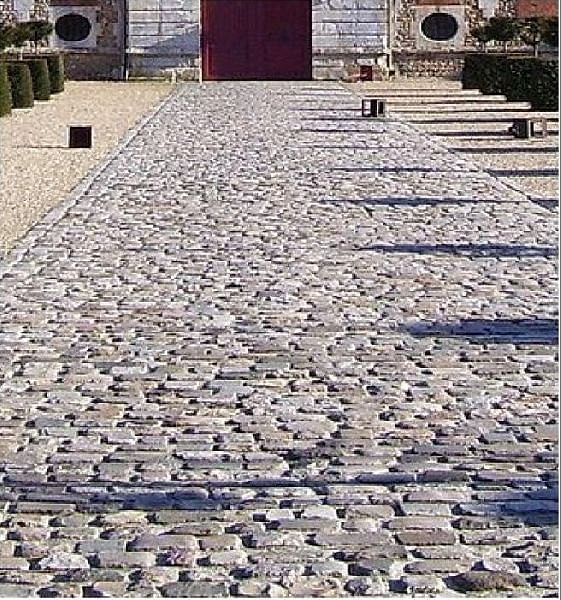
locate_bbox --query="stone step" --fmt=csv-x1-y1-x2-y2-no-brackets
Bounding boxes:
451,141,559,153
353,78,464,90
360,90,483,98
392,102,533,112
430,128,559,138
378,95,510,104
401,111,559,123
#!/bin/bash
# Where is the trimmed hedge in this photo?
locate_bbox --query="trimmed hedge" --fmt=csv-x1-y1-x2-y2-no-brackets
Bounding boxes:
45,54,64,93
463,53,559,111
0,64,12,116
25,58,51,100
6,63,34,109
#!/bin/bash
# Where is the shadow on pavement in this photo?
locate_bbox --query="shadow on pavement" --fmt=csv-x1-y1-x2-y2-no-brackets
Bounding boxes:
331,166,476,174
454,145,559,154
487,168,559,177
356,243,558,258
402,318,558,345
322,196,502,207
2,478,558,529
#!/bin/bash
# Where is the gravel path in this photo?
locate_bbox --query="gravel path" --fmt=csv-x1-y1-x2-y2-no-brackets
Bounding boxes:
0,82,558,597
349,80,559,201
0,81,173,257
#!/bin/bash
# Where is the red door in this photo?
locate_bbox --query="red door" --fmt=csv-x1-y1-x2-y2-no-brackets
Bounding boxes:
202,0,312,81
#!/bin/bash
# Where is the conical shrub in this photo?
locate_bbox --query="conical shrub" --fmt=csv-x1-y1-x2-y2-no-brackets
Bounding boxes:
6,63,34,108
25,58,50,100
46,54,64,93
0,64,12,116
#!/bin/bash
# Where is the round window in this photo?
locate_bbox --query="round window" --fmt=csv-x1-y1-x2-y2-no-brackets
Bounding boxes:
421,13,458,41
55,13,92,42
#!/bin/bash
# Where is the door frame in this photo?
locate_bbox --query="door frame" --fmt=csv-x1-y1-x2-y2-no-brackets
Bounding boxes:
200,0,312,81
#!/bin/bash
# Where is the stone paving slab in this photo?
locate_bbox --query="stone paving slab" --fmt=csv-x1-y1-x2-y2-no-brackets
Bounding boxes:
0,82,558,597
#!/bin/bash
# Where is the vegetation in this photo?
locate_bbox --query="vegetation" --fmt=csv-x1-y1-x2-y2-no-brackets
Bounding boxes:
27,21,53,50
472,24,493,52
486,17,521,51
463,53,559,111
0,63,12,116
45,54,64,93
471,16,558,55
25,58,51,100
6,62,34,108
6,22,33,50
519,18,547,57
0,19,53,51
0,23,14,51
540,17,558,48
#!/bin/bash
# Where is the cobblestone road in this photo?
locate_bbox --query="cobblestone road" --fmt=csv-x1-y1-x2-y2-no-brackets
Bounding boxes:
0,83,558,597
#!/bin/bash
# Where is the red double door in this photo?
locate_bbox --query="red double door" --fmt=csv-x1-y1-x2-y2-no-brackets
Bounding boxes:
202,0,312,80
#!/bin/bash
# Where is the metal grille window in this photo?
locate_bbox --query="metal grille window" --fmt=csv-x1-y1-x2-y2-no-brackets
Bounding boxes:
55,13,91,42
421,13,458,41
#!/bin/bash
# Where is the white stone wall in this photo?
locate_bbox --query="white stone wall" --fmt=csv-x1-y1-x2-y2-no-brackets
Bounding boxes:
128,0,199,55
312,0,388,54
126,0,389,76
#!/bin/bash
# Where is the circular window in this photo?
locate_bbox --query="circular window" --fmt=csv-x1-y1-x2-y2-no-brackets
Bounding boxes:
421,13,458,41
55,13,92,42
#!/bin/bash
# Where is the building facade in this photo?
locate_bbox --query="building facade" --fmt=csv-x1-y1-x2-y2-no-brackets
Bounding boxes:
1,0,557,79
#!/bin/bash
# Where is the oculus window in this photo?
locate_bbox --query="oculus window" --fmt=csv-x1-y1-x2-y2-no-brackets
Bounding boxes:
55,13,92,42
421,13,459,41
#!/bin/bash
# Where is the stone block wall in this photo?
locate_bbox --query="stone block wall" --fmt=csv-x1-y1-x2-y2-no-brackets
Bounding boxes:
46,0,123,78
1,0,50,21
63,48,123,78
393,0,518,52
0,2,13,22
312,0,389,78
391,0,521,76
394,49,464,76
6,0,553,80
126,0,391,79
127,0,199,76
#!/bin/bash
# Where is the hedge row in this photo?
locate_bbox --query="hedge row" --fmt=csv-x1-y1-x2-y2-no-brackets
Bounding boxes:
0,64,12,116
0,53,64,117
7,63,33,108
462,53,559,111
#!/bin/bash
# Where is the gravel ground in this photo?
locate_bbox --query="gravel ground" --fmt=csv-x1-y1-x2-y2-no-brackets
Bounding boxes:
0,81,173,257
349,80,559,200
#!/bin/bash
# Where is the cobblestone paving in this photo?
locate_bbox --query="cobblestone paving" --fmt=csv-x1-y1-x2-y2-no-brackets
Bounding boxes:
0,82,558,597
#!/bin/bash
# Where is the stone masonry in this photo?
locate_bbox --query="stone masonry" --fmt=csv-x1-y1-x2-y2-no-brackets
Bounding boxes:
127,0,389,79
0,82,558,596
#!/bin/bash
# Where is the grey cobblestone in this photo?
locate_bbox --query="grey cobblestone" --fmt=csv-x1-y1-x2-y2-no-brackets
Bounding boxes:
0,82,557,596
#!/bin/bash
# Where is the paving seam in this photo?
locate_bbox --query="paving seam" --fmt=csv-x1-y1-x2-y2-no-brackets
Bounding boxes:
0,83,181,281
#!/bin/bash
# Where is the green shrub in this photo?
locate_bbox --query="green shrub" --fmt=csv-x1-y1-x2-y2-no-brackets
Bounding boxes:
541,16,558,48
45,53,64,93
471,24,493,52
6,62,34,108
0,23,14,51
27,20,53,49
486,17,521,50
520,18,544,57
24,58,50,100
0,64,12,117
463,54,559,111
8,22,33,48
